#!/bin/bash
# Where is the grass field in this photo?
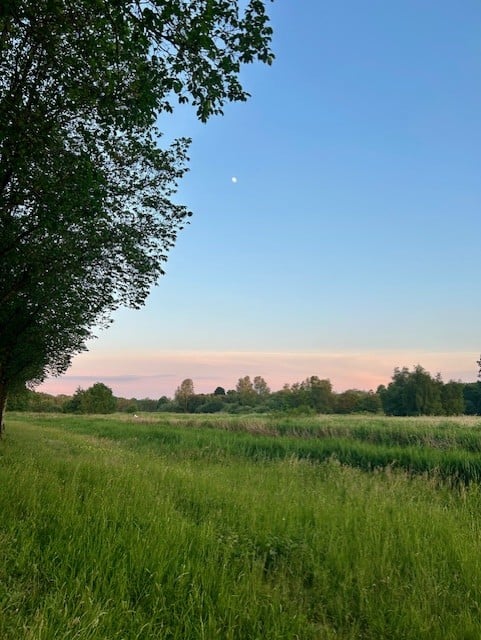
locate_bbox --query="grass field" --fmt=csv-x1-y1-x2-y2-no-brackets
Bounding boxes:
2,412,481,639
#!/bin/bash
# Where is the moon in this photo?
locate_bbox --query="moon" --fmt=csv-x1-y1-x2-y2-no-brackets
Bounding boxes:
231,176,238,183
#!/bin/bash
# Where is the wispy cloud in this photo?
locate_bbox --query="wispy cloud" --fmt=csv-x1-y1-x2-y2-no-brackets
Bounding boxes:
59,373,177,383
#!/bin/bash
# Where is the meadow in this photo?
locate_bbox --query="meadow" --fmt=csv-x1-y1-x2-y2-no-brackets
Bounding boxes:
2,412,481,639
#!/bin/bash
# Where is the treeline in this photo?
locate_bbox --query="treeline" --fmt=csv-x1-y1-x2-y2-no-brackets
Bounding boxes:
171,376,382,415
378,366,481,416
7,377,380,415
7,366,481,416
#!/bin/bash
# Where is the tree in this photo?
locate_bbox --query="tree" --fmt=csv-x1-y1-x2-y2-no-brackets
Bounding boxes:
253,375,270,397
196,398,224,413
174,378,195,413
157,395,174,411
335,389,362,414
306,376,333,413
235,375,256,405
441,381,464,416
0,1,274,432
63,387,86,414
379,365,443,416
356,390,382,414
287,382,311,410
268,384,293,411
213,386,226,396
377,367,410,416
116,397,140,414
80,382,116,414
63,382,116,413
463,383,481,415
403,366,443,416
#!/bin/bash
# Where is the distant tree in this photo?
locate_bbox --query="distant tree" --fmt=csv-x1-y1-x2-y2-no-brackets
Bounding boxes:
63,387,86,414
236,376,256,405
224,389,239,403
379,366,444,416
63,383,115,414
157,396,173,411
268,377,332,414
213,387,226,396
9,388,74,412
463,383,481,416
27,391,68,412
196,399,224,413
253,376,270,397
441,381,465,416
288,381,311,409
335,390,363,414
356,390,382,414
403,366,443,416
80,383,116,414
306,376,333,413
175,379,195,413
116,397,140,414
268,384,293,411
136,398,159,412
377,367,410,416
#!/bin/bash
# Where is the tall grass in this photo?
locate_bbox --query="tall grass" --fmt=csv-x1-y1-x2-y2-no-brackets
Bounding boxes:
1,414,481,638
21,412,481,483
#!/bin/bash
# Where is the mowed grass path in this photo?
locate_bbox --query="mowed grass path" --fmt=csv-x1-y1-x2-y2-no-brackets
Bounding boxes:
2,414,481,639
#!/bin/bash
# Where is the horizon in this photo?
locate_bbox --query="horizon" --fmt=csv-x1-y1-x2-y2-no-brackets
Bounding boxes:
38,348,479,399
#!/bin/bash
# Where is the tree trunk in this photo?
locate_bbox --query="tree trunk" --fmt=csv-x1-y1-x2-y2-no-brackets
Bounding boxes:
0,382,7,437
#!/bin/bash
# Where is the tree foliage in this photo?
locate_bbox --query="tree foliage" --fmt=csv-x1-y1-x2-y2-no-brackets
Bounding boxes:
463,383,481,416
335,389,382,415
378,366,464,416
64,382,116,414
174,378,195,412
235,375,256,405
213,386,226,396
253,375,270,397
0,0,274,429
441,381,465,417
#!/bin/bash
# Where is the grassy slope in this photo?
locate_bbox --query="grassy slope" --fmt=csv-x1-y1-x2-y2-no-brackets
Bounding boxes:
1,413,481,639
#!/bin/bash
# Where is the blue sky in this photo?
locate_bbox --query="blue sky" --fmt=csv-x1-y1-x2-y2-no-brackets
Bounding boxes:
41,0,481,398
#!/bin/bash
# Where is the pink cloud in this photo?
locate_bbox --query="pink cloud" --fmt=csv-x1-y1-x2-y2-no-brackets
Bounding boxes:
37,349,479,398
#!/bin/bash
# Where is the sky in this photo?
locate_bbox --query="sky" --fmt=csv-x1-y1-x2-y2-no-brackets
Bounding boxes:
40,0,481,399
